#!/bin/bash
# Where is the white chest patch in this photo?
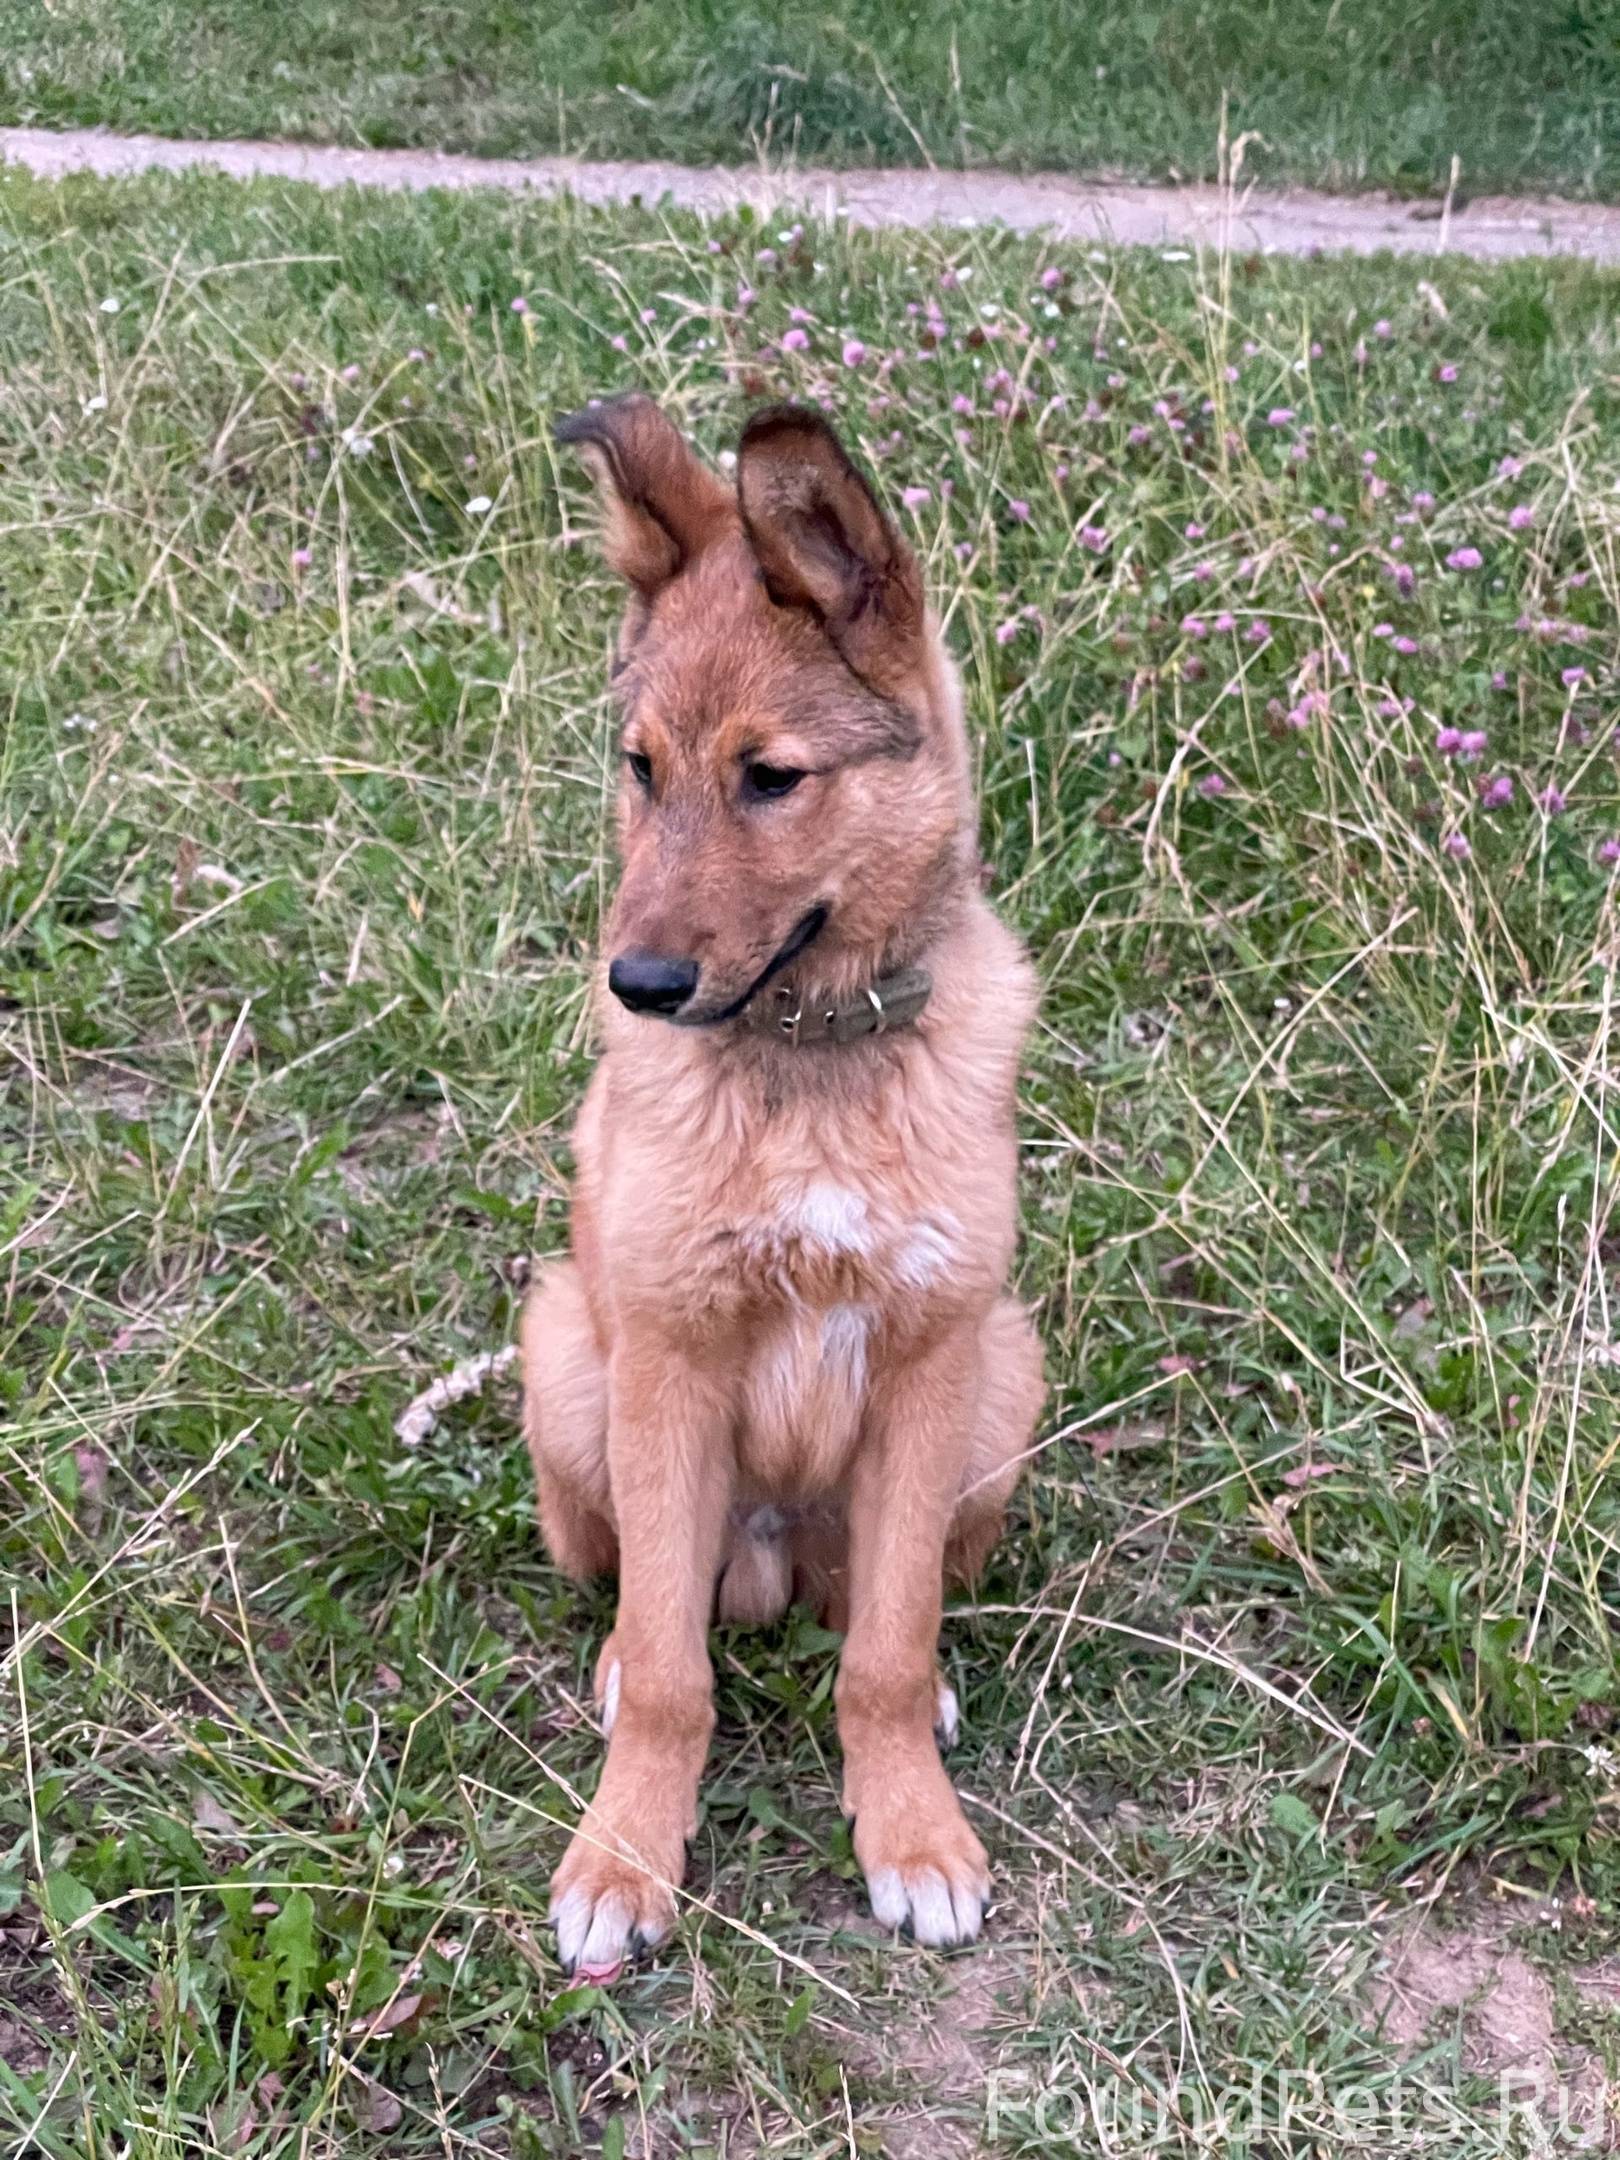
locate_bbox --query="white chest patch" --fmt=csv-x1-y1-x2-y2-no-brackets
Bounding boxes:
786,1181,873,1257
742,1300,874,1484
894,1212,961,1290
820,1301,873,1388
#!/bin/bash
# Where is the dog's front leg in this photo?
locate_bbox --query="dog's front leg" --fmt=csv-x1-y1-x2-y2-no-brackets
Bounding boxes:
549,1338,731,1981
837,1323,991,1946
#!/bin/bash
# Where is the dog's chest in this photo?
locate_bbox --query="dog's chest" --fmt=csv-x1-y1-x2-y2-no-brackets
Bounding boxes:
703,1179,964,1492
722,1178,961,1310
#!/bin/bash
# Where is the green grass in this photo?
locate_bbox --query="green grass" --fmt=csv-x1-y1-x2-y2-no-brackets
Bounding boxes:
7,0,1620,201
4,167,1620,2155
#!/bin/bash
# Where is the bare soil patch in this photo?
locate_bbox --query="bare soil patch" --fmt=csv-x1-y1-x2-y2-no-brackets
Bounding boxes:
1369,1909,1620,2142
6,126,1620,264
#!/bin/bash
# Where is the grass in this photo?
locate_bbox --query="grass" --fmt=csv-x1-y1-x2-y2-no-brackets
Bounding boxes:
3,166,1620,2155
7,0,1620,202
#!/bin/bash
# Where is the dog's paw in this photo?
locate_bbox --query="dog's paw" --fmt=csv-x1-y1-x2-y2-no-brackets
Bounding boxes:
716,1531,793,1626
595,1660,621,1737
592,1633,624,1736
855,1781,990,1948
549,1842,677,1985
867,1856,989,1946
933,1677,960,1750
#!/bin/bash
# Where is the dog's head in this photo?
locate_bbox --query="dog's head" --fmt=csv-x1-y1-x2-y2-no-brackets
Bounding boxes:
556,393,972,1026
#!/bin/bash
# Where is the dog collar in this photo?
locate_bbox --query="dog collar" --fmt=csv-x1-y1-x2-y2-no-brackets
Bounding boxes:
747,965,932,1047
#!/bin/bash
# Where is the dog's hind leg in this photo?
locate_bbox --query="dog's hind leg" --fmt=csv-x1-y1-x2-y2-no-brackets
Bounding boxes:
717,1507,794,1625
520,1261,619,1582
945,1296,1044,1588
790,1511,851,1634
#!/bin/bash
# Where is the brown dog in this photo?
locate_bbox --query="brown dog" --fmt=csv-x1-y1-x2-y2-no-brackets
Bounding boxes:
523,393,1044,1981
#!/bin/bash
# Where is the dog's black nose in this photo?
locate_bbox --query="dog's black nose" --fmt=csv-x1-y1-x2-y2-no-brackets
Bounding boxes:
608,949,700,1016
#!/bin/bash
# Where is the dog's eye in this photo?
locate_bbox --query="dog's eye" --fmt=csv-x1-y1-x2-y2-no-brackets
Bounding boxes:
744,761,805,800
625,750,654,791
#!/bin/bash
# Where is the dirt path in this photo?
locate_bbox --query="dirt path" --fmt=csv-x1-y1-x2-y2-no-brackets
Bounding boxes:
4,124,1619,264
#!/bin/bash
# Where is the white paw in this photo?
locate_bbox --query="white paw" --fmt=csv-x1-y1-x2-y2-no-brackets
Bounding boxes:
598,1657,620,1737
551,1885,634,1982
934,1680,960,1749
866,1857,989,1947
549,1871,674,1983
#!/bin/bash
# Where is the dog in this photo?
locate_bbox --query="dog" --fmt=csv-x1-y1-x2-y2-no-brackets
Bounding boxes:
522,393,1044,1983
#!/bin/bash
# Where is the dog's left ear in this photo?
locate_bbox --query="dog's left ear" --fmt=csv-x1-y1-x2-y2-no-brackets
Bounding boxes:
555,392,731,596
737,405,924,684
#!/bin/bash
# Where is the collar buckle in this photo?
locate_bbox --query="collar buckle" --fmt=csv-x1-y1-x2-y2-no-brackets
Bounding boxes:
755,966,932,1047
825,966,932,1045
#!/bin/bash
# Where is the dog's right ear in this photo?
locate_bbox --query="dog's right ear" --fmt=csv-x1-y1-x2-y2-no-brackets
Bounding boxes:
554,393,731,596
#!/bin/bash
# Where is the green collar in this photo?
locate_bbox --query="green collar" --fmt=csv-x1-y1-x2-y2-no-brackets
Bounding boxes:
745,966,933,1047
